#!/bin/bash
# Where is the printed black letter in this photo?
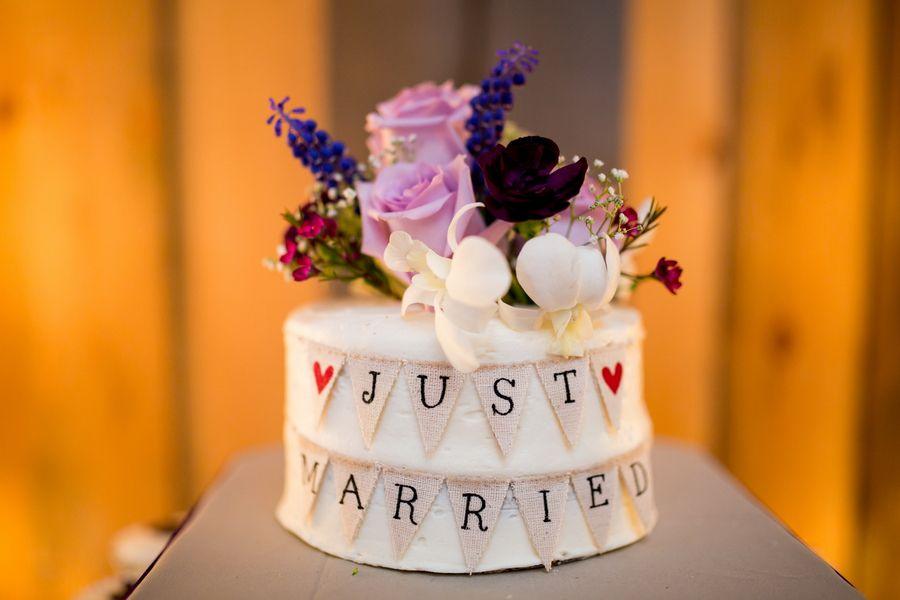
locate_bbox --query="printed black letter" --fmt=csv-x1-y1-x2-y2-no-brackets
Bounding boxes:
461,493,489,532
553,369,578,403
393,483,419,525
361,370,380,404
491,377,515,416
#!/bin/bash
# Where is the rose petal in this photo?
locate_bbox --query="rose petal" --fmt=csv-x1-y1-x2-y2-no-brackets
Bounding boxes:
515,233,580,312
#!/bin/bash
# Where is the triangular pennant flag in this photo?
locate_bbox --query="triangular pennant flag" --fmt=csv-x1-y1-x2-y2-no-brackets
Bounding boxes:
290,436,330,521
471,365,531,456
446,477,510,573
382,468,444,560
571,466,620,550
590,347,628,429
512,475,570,570
405,364,464,455
347,357,401,448
619,447,657,532
306,343,345,421
330,456,380,543
535,357,590,446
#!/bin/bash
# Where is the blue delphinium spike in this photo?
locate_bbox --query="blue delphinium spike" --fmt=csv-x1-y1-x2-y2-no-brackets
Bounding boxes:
465,42,539,158
267,98,360,188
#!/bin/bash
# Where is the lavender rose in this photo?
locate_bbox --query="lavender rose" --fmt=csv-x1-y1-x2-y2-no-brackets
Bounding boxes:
366,81,478,168
358,155,485,262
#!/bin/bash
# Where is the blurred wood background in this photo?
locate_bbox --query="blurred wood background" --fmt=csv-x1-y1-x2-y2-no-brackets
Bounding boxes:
1,0,898,598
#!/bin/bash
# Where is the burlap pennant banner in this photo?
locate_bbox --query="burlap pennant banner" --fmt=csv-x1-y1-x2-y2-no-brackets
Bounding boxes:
405,364,465,455
512,475,570,570
446,477,511,573
590,347,628,429
382,468,444,559
471,365,531,456
571,465,620,550
331,456,380,543
535,357,590,446
288,427,653,571
306,344,345,421
347,357,401,448
619,446,656,532
292,437,330,521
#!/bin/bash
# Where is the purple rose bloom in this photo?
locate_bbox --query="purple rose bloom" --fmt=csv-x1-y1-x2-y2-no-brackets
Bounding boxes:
477,136,588,222
366,81,479,168
357,155,485,261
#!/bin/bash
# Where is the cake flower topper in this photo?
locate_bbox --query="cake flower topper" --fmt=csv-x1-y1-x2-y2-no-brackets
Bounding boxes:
266,43,683,368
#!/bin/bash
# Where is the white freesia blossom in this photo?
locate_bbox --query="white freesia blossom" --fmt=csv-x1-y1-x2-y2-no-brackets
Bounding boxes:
499,232,620,357
384,203,511,373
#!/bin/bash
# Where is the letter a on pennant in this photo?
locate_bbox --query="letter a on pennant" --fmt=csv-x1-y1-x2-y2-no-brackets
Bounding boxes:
330,456,380,543
512,475,570,570
382,468,444,560
590,347,627,429
471,365,530,456
571,467,619,550
306,343,345,422
405,365,464,455
535,357,589,446
619,447,657,533
347,357,401,448
446,478,510,573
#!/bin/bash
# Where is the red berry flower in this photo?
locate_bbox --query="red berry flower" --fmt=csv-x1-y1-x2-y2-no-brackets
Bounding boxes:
291,255,317,281
616,206,640,238
280,226,300,264
477,136,588,222
652,257,683,294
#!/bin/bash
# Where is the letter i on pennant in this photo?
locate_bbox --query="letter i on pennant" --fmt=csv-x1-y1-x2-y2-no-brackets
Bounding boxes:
382,468,444,560
536,357,589,446
347,357,401,448
590,347,627,429
306,343,345,422
405,365,464,455
512,475,570,570
446,478,510,573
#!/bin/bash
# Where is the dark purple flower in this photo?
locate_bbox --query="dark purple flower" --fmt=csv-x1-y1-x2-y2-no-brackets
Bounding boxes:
291,255,317,281
652,257,683,294
616,206,640,238
477,136,588,222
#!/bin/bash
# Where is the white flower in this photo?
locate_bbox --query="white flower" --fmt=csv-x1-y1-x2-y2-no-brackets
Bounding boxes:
611,168,629,181
499,233,620,357
384,203,511,372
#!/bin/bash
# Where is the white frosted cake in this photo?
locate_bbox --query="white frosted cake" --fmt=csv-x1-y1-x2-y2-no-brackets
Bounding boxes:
276,301,657,573
266,42,681,575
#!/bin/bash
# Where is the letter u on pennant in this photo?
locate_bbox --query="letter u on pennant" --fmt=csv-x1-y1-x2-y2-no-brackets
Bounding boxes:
405,364,464,455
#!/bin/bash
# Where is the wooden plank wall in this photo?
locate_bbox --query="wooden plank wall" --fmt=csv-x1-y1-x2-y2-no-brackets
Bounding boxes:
175,0,330,492
622,0,733,451
0,2,176,597
727,0,874,575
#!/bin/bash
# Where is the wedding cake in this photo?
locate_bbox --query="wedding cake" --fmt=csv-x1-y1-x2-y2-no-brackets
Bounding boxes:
266,43,682,573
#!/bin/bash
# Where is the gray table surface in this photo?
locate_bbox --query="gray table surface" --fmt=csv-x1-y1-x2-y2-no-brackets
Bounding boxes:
130,441,861,599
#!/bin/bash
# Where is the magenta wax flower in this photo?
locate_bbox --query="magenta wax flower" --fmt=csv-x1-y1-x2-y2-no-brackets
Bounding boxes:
291,255,317,281
477,136,588,222
280,226,300,264
652,257,683,294
617,206,640,238
296,208,337,239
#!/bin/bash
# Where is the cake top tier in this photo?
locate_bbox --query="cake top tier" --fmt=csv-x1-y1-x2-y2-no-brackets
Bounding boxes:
285,300,643,365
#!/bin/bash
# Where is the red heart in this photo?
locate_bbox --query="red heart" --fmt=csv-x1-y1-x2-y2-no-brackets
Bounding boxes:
601,363,623,394
313,362,335,394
